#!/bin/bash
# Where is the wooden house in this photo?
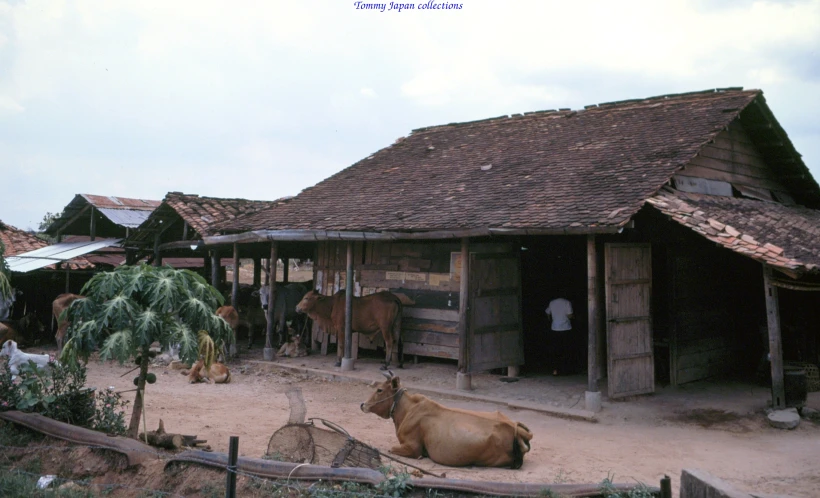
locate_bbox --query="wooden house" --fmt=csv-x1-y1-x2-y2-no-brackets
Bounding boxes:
203,88,820,409
126,192,299,290
46,194,161,241
41,194,162,271
1,220,94,341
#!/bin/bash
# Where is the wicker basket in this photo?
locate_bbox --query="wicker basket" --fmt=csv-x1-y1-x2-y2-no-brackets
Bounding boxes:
266,420,381,469
785,361,820,393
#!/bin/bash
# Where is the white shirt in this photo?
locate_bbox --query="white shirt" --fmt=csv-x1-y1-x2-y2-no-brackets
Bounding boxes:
546,298,573,331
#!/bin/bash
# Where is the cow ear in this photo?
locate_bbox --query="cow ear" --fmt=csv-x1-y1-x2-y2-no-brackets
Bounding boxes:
391,377,400,389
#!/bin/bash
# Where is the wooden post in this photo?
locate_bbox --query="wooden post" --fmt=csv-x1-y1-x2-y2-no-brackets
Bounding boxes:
182,221,188,241
283,258,290,284
264,242,278,361
211,251,220,289
341,241,355,371
585,235,602,412
660,475,672,498
253,257,261,287
153,233,162,267
587,235,599,392
457,237,471,390
229,244,240,357
89,206,96,241
264,259,270,286
231,243,239,309
226,436,238,498
64,266,70,293
763,264,785,410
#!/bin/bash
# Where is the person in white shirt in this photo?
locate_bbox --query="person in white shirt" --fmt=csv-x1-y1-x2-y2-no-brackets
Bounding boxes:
546,294,574,376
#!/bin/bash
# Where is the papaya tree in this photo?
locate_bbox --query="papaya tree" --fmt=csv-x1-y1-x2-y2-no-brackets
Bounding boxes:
63,264,233,438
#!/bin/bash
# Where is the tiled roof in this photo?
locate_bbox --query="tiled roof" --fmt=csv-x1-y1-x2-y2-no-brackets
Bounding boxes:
647,189,820,275
220,89,768,233
166,192,287,237
0,221,93,270
131,193,290,243
0,220,47,256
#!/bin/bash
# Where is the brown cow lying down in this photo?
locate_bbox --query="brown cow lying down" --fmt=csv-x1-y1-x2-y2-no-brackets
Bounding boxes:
0,313,44,348
182,359,231,384
277,331,308,358
361,372,533,468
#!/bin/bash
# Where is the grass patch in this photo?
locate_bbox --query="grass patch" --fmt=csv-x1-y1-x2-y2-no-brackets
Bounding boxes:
0,422,45,447
0,468,95,497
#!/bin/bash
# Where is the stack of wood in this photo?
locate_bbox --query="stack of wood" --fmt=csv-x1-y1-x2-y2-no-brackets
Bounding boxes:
139,419,209,450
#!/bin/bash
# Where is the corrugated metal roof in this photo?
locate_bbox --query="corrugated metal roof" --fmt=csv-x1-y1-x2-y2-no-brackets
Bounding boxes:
46,194,161,236
6,238,122,273
96,207,153,228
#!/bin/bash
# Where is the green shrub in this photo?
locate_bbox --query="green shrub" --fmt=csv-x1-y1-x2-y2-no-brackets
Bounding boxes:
0,361,128,436
375,465,412,497
599,474,655,498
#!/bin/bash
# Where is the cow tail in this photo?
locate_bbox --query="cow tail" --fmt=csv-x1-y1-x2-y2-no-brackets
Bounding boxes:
511,423,524,470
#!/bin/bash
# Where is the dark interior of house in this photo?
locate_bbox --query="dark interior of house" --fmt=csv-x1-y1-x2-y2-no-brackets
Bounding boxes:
519,235,588,375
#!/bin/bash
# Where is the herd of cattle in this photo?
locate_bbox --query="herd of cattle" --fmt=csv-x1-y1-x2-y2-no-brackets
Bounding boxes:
0,283,535,469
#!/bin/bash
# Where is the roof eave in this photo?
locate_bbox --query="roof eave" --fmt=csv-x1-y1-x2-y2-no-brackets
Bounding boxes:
202,225,622,246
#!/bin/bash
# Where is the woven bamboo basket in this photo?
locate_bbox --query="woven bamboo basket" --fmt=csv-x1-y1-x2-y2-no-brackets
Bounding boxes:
785,361,820,392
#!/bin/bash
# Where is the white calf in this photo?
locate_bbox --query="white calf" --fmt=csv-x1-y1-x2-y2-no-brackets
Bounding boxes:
0,340,54,380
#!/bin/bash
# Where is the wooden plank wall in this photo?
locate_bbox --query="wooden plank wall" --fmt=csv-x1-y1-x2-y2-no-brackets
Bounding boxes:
676,120,791,202
670,247,742,385
313,240,467,360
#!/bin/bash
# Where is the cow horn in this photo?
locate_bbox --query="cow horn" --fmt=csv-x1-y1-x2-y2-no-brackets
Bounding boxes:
381,370,394,380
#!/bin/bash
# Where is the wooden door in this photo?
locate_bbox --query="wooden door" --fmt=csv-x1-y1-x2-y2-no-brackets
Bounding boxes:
468,252,524,373
606,243,654,398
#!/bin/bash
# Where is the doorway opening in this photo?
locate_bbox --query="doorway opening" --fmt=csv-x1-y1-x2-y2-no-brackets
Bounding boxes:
520,235,587,375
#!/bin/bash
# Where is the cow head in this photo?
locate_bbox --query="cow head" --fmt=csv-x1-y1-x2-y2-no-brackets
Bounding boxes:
0,340,17,357
186,359,208,384
360,370,401,419
295,290,321,314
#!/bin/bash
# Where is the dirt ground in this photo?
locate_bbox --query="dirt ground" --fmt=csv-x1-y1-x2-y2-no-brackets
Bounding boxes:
56,348,817,498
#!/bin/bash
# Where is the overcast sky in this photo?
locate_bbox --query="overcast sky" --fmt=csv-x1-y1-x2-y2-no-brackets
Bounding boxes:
1,0,818,231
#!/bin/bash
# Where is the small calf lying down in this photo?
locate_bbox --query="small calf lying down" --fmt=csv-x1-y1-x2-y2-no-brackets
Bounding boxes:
277,332,308,358
361,371,533,468
181,359,231,384
1,340,55,380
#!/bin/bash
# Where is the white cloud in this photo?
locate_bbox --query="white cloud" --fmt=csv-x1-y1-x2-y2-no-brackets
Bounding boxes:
0,95,23,113
0,0,819,230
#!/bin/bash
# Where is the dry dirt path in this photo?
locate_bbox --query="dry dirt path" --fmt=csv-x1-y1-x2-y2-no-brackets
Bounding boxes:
84,358,820,498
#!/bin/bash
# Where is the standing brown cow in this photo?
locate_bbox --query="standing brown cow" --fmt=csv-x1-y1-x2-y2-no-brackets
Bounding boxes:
215,306,239,358
295,290,402,369
53,293,84,354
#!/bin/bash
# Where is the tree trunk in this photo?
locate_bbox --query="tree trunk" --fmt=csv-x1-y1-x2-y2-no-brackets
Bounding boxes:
138,419,205,449
127,346,150,439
